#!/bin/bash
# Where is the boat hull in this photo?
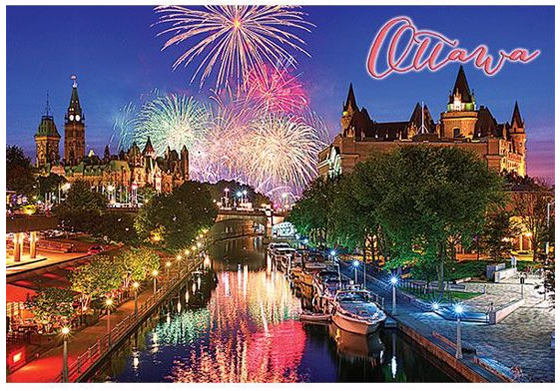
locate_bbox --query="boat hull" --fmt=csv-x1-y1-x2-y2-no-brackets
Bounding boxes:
332,311,382,335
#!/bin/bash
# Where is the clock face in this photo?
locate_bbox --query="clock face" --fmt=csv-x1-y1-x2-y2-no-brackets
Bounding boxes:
69,115,74,121
75,115,81,121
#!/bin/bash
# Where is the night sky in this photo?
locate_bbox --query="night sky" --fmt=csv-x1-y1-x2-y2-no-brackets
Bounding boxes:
6,6,554,180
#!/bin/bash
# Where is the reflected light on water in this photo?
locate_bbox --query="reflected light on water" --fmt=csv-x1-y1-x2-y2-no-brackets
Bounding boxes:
166,269,305,382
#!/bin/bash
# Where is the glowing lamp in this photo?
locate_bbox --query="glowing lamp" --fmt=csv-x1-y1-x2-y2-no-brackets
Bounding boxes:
431,302,440,311
352,260,360,267
133,282,140,289
454,303,464,315
330,250,336,256
152,270,159,277
61,326,70,335
390,276,398,285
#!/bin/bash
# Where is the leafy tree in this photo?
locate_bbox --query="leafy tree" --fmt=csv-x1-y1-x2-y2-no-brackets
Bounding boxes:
24,287,77,333
97,210,139,245
511,179,554,263
37,173,67,201
115,248,161,289
288,177,337,247
6,145,37,196
481,209,521,262
69,255,122,311
135,181,217,249
53,180,107,232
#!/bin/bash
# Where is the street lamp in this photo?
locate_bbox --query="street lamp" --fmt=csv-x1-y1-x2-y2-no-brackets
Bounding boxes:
390,276,399,316
431,301,441,311
352,260,360,285
61,326,70,382
132,282,140,317
105,298,114,346
166,261,172,278
152,270,159,294
454,303,464,359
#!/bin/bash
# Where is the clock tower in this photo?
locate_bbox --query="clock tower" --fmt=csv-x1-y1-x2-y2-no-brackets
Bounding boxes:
34,93,61,167
64,75,85,164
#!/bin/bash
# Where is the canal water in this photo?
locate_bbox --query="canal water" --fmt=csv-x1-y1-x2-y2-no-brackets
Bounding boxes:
91,237,460,383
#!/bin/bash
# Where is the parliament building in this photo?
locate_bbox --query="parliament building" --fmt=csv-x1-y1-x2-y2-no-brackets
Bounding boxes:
318,66,527,178
34,76,189,197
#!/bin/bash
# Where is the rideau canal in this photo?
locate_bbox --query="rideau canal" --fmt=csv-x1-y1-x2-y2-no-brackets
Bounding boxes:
91,236,462,382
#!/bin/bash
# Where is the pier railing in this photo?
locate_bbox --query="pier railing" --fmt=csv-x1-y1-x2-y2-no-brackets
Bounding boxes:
52,260,201,383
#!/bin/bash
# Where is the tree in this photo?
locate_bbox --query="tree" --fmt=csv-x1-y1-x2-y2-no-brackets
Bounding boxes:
97,210,139,245
69,255,122,311
481,209,521,262
135,181,217,249
37,173,67,201
115,248,160,289
288,177,337,247
6,145,37,197
511,179,554,263
24,287,77,333
355,146,504,293
53,180,107,233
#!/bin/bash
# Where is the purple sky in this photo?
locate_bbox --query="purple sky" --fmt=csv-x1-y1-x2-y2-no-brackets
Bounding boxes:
6,6,554,180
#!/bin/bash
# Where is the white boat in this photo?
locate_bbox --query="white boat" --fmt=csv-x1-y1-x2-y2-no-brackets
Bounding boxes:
332,290,386,335
299,310,331,323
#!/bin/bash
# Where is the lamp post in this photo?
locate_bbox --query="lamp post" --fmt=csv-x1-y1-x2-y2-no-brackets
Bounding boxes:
390,276,398,315
61,326,70,382
152,270,159,294
352,260,360,286
166,261,172,279
454,303,464,359
133,282,139,318
105,298,113,347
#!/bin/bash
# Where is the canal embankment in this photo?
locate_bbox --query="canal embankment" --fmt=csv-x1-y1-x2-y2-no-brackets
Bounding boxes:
7,256,204,383
337,260,513,383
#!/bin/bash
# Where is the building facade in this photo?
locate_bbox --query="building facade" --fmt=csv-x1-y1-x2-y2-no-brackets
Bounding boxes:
35,76,189,196
318,66,527,178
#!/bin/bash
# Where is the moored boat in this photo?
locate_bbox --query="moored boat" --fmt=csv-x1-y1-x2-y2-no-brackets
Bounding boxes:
332,290,386,335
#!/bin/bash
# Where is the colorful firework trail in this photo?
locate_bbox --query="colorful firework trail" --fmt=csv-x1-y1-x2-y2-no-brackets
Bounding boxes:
154,5,313,90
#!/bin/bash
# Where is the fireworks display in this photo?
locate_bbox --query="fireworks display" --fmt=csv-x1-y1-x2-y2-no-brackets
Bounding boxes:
155,5,313,90
111,8,326,203
112,76,329,202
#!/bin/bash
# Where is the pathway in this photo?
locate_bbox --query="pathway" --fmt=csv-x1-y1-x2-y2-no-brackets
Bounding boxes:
340,261,555,382
7,259,195,383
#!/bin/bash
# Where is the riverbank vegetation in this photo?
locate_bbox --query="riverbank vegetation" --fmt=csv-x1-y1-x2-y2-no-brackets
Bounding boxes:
289,145,554,295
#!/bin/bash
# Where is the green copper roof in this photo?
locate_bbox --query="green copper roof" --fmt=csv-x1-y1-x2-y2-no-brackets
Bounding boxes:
35,115,61,138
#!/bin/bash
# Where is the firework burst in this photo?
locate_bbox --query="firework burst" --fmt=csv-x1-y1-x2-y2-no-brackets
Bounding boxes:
134,94,209,156
245,64,308,114
239,112,327,198
155,5,313,90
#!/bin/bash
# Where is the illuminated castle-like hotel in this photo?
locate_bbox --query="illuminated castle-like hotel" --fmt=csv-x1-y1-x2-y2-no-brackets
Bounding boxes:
34,76,189,195
318,66,527,178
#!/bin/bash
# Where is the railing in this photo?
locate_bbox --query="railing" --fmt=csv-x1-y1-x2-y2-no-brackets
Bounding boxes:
52,260,201,382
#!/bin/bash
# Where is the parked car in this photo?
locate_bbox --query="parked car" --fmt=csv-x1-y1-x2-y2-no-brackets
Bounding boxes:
88,245,104,255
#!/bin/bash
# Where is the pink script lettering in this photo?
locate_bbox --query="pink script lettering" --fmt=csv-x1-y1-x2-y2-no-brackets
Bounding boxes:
367,17,540,79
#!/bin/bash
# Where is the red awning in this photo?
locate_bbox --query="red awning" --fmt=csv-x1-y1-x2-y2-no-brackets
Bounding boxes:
6,284,37,303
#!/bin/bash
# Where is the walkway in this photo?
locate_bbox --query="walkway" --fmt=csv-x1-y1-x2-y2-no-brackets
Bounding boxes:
340,261,555,382
7,259,197,383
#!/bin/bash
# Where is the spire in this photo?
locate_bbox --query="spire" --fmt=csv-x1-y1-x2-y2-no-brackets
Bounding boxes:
44,91,52,117
143,136,156,157
104,145,111,160
67,74,83,117
511,101,523,127
344,83,358,111
448,65,473,104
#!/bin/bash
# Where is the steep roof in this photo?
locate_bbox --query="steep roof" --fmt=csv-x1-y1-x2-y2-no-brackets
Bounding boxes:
448,65,473,104
143,136,155,155
35,115,61,138
409,102,436,133
475,106,499,138
67,76,83,116
343,83,358,111
511,101,523,127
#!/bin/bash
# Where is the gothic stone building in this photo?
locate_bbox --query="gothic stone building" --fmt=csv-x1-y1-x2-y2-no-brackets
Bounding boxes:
318,66,527,178
35,76,189,195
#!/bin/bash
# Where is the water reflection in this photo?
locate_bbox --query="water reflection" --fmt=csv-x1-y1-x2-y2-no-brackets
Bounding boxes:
93,236,457,383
